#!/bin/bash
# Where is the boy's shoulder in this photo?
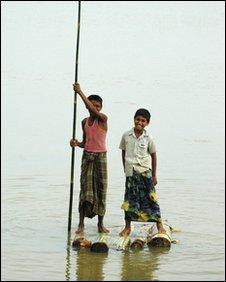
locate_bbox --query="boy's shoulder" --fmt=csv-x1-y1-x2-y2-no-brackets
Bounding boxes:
144,130,155,141
122,128,133,137
144,129,153,137
82,117,88,124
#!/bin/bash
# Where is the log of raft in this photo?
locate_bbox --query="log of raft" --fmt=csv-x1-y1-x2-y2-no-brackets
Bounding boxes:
90,233,109,253
147,224,172,248
72,235,92,250
116,236,131,251
130,237,146,251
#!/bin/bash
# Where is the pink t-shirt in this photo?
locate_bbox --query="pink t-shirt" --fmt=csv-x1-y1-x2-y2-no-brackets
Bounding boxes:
84,118,107,153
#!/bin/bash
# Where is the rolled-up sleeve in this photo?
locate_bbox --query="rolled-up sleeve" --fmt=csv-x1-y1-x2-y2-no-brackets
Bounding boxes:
148,138,156,154
119,134,126,150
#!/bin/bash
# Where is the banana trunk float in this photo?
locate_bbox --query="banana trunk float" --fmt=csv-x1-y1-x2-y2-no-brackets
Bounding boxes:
130,237,146,250
116,236,131,251
147,223,172,248
90,233,109,253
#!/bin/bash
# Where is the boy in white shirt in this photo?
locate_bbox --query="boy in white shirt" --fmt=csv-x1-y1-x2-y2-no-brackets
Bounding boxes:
119,108,165,236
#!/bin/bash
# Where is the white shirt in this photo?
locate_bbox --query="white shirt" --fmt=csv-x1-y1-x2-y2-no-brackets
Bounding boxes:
119,128,156,177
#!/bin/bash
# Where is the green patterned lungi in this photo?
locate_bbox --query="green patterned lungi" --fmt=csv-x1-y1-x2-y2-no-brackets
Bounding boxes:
121,169,162,223
79,151,107,218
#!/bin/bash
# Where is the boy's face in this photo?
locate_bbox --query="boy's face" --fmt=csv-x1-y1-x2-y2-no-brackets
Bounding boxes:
134,115,149,131
89,100,102,116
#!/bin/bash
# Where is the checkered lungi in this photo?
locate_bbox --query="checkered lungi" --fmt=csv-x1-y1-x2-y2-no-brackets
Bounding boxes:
79,151,107,218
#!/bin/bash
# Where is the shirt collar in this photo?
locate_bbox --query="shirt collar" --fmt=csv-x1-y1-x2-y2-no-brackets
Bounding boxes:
128,128,149,137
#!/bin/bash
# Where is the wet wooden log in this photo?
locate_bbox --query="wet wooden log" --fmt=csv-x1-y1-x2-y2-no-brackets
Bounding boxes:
72,235,92,250
116,236,131,251
90,233,109,253
130,237,146,250
147,224,172,248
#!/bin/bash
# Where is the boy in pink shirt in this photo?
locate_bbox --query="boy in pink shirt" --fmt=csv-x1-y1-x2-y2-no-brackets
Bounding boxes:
70,83,109,236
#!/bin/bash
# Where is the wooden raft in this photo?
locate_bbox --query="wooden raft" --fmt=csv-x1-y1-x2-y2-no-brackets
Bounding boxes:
116,236,131,251
130,237,146,250
90,233,109,253
147,224,172,248
72,235,92,250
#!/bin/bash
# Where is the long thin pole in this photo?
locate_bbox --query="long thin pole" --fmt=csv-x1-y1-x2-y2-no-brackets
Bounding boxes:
68,0,81,232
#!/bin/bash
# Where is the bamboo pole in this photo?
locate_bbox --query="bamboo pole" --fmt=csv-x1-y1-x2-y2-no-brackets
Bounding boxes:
68,0,82,232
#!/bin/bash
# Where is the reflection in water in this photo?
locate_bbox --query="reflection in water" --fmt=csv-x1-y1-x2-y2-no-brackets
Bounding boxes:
121,248,170,281
75,251,108,281
64,229,170,281
65,232,108,281
65,233,72,281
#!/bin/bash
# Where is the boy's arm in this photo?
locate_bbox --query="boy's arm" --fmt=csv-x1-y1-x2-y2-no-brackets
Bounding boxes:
151,152,157,185
73,83,107,122
79,119,86,148
70,119,86,148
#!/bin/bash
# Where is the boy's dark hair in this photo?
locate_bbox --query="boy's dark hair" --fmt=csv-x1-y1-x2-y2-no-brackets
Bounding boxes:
134,108,151,122
88,95,103,105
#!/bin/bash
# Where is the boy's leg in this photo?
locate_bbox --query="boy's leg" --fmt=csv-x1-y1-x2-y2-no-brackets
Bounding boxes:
156,221,166,233
97,215,109,233
75,211,85,235
119,220,131,236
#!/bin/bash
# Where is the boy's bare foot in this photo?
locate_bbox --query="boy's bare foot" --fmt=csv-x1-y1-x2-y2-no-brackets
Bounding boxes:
157,222,166,234
98,224,109,233
119,227,131,237
75,225,84,236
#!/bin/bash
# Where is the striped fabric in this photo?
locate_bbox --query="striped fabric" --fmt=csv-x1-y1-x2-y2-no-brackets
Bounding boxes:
78,151,107,218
